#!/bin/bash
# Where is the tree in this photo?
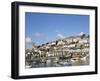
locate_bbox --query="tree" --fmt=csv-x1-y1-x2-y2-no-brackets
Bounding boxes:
81,34,86,39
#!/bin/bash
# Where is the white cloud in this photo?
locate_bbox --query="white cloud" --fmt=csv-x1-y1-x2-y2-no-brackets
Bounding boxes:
26,37,32,43
78,32,85,36
55,30,60,33
33,32,44,37
57,33,65,39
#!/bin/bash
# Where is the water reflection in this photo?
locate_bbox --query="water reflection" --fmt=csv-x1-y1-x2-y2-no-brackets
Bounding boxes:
28,56,89,68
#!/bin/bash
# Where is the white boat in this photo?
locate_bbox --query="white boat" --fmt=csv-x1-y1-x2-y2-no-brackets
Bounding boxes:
25,65,32,68
71,57,79,62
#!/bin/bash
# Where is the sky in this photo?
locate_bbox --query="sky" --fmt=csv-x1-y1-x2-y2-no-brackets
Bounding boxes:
25,12,89,49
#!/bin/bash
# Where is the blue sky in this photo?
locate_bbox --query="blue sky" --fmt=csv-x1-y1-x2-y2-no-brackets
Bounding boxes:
25,12,89,48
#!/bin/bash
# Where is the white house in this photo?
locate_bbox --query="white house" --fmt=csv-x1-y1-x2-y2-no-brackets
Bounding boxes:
82,48,89,52
66,38,73,44
57,40,65,45
51,41,56,45
73,38,78,42
84,43,89,47
67,44,76,48
79,39,89,44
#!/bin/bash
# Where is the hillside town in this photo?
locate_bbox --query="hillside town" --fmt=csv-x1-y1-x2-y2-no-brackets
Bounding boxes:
25,32,89,68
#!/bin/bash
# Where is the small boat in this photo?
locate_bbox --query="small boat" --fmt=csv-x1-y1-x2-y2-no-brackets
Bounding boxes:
25,65,32,68
71,57,79,62
80,56,87,61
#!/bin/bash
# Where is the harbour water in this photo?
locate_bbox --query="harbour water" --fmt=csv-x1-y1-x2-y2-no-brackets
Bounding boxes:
26,56,89,68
